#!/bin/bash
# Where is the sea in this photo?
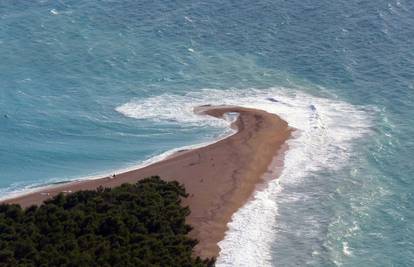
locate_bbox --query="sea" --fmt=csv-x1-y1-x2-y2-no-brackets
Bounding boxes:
1,0,413,266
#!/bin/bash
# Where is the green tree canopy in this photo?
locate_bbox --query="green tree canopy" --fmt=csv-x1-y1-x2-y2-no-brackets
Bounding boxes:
0,176,214,267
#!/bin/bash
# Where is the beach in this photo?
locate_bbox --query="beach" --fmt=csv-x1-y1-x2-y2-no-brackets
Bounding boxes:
2,105,292,259
3,0,410,264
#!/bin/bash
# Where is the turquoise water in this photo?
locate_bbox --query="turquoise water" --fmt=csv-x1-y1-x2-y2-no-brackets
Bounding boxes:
1,0,413,266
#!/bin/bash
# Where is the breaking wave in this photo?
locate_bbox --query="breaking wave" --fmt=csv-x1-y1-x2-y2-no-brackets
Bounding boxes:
116,87,374,266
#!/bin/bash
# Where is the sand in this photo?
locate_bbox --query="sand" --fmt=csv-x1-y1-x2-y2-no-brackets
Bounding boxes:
2,105,292,259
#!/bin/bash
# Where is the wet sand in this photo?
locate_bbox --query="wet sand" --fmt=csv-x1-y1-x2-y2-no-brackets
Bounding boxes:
2,105,292,259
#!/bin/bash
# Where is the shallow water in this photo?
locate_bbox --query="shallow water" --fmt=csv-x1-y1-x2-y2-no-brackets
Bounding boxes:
1,0,414,265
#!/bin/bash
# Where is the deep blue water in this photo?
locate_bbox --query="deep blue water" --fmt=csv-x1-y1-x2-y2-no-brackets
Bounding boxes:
1,0,413,266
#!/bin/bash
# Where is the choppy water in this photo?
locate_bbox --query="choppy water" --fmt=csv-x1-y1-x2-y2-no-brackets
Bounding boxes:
1,0,413,266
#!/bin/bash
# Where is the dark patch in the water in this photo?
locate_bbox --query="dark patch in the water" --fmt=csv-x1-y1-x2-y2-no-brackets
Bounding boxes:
309,104,316,111
266,97,279,103
50,180,73,185
27,180,74,190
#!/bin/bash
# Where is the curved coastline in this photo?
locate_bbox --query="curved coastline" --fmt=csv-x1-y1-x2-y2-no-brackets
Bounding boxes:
1,105,292,259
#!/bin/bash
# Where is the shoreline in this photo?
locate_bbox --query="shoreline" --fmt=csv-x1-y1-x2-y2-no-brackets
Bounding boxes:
1,105,292,259
0,131,235,203
0,115,239,203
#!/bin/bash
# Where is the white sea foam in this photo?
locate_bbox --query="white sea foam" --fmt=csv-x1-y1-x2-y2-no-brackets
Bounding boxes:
50,9,59,15
97,87,381,266
342,242,352,256
0,86,366,264
116,87,374,266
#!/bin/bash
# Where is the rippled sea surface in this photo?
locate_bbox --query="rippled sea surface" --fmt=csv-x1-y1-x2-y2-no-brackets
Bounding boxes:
1,0,413,266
